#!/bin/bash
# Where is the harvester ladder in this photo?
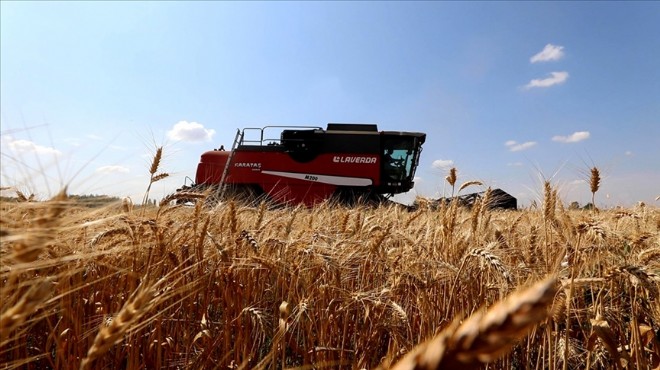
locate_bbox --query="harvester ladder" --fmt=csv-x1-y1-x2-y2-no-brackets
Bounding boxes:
218,129,242,198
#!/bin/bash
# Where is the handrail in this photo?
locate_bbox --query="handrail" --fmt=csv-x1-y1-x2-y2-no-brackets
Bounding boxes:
238,126,323,146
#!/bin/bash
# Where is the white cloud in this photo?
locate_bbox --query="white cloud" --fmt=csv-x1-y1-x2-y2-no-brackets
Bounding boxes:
530,44,565,63
7,139,62,156
432,159,454,169
167,121,216,142
505,140,537,152
625,151,633,156
524,71,569,89
569,179,586,185
552,131,590,143
96,165,130,174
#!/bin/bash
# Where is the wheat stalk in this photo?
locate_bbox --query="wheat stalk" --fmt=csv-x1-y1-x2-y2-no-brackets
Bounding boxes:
91,227,134,246
151,172,170,183
0,279,53,344
254,201,267,229
121,197,133,213
543,181,555,222
470,197,482,234
590,167,600,210
158,191,206,207
577,220,606,240
606,264,660,285
637,247,660,265
80,286,155,370
388,276,557,370
240,230,259,251
15,190,29,202
458,180,483,194
2,173,657,369
7,189,67,263
150,147,162,175
446,167,457,196
469,246,512,285
143,146,164,206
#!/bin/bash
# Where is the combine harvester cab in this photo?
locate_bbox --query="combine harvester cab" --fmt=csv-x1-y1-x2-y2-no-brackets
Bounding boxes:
187,123,426,206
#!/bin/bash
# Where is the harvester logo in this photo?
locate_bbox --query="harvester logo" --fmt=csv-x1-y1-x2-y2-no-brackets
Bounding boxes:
234,162,261,168
332,156,377,164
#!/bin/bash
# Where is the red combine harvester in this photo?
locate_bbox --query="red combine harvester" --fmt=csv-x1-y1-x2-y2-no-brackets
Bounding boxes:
179,123,426,206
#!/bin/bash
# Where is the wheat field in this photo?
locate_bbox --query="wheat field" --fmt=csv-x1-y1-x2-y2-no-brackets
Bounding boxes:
1,182,659,369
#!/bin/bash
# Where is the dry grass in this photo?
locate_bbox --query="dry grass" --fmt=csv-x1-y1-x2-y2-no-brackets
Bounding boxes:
1,183,659,369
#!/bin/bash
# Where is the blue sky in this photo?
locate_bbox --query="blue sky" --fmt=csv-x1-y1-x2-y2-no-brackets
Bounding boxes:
2,1,659,206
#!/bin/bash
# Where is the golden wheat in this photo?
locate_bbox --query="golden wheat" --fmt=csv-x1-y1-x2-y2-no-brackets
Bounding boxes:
388,276,558,370
1,184,658,369
80,286,155,370
0,279,53,344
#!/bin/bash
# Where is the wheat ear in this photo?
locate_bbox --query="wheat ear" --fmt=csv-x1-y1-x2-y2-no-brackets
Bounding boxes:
150,147,162,175
590,167,600,209
80,286,154,370
0,279,53,344
458,180,483,194
143,146,164,207
446,167,457,196
469,247,512,285
158,191,206,207
388,276,557,370
543,181,555,222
